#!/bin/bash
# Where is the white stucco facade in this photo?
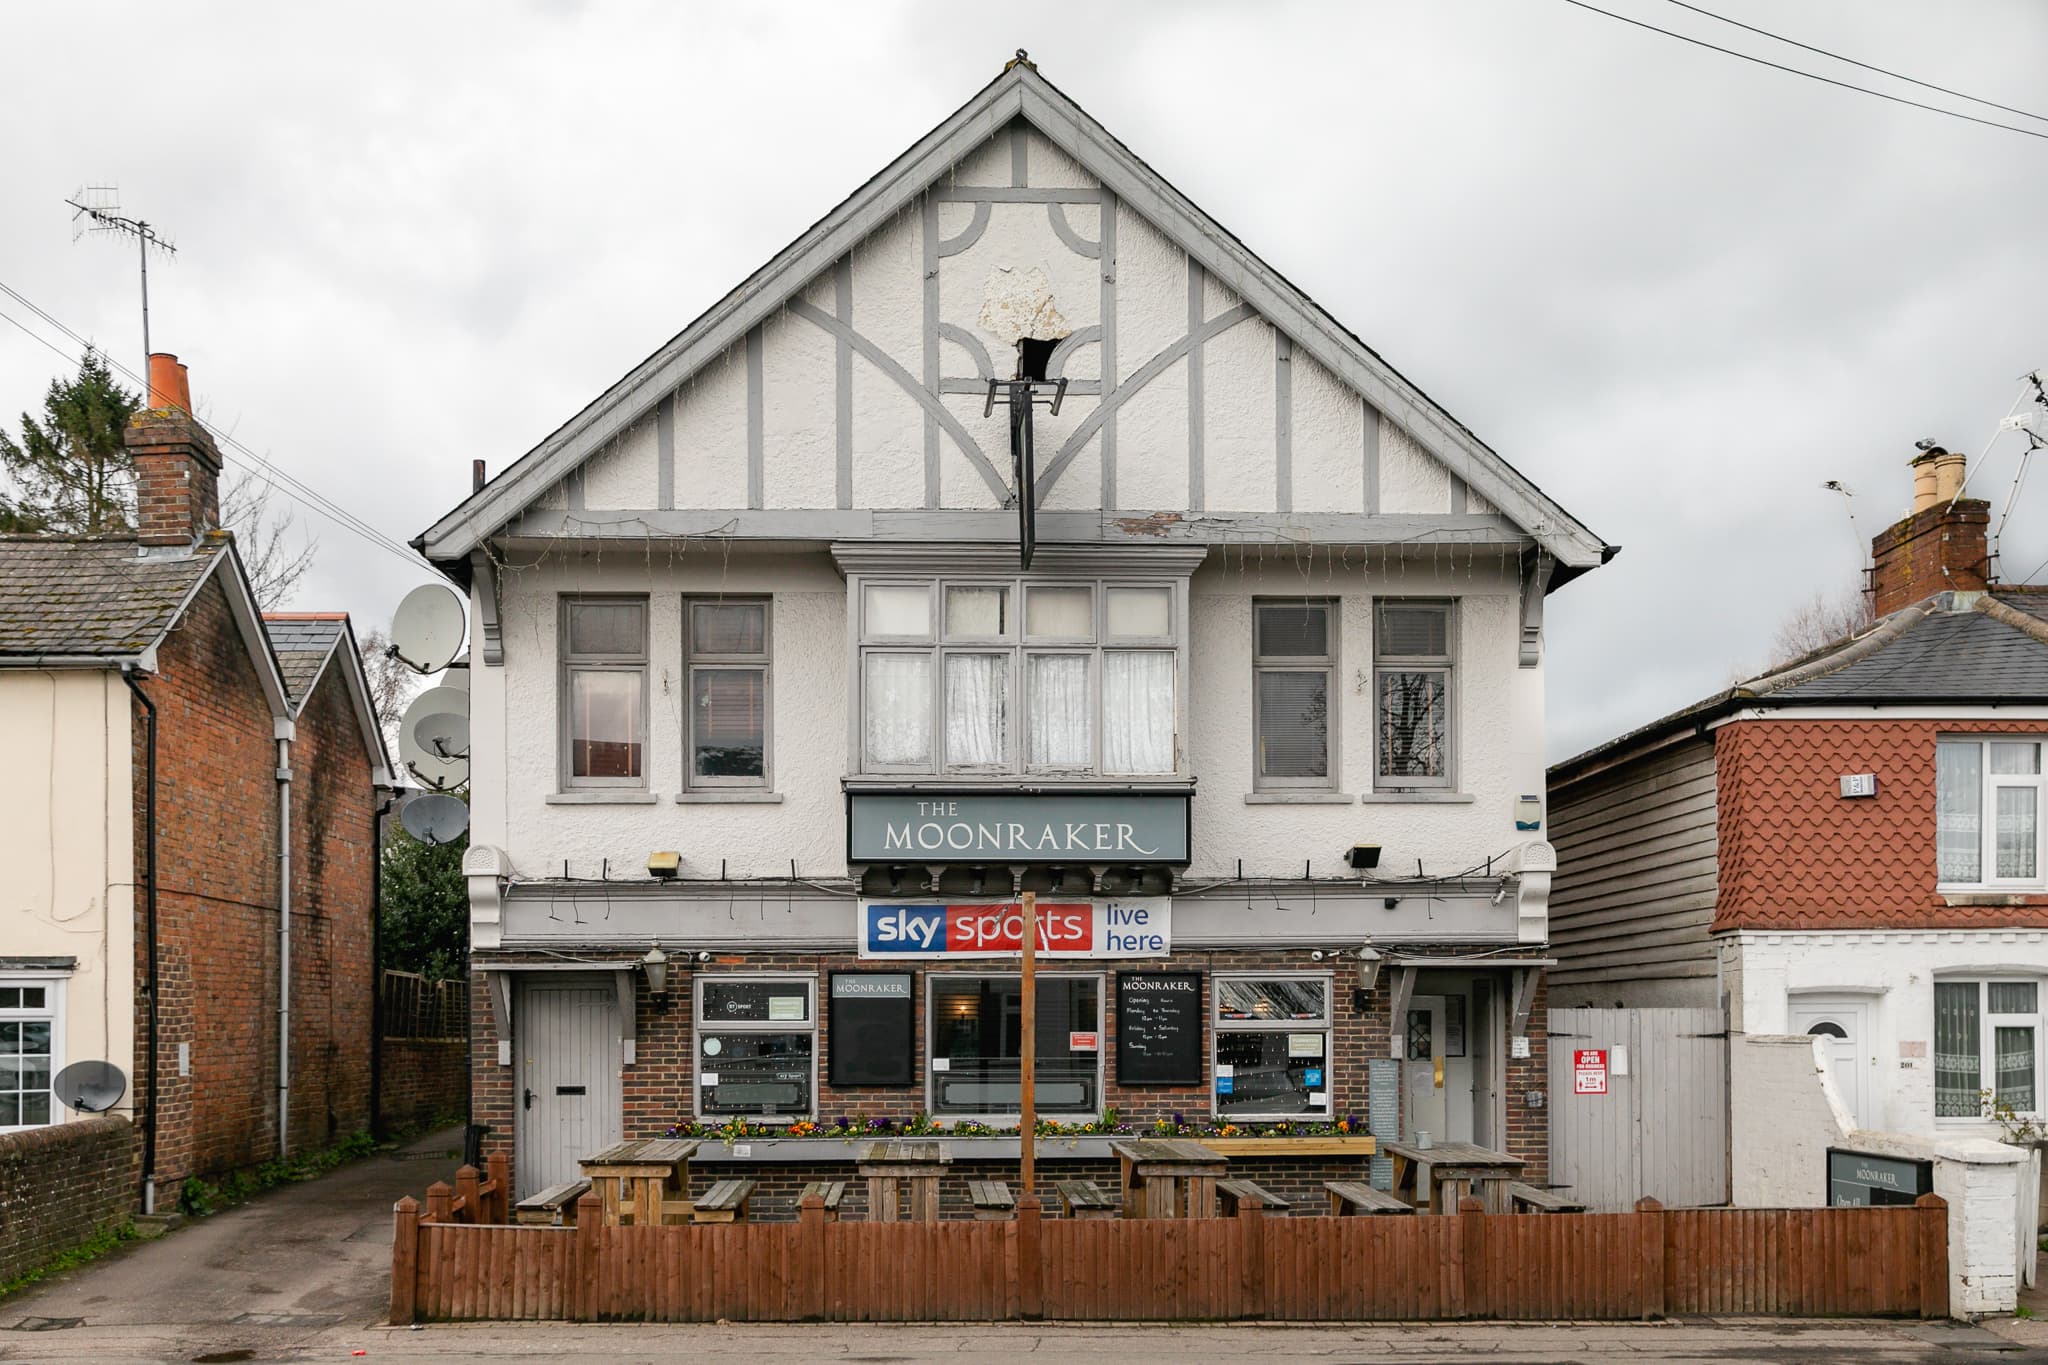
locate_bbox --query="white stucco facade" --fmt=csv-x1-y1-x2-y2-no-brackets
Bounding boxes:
0,669,135,1126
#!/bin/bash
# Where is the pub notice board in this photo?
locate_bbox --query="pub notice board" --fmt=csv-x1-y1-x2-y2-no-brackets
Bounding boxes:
830,972,915,1086
1117,972,1202,1085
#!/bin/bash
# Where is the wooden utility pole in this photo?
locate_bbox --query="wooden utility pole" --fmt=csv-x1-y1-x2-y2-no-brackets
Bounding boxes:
1019,889,1037,1197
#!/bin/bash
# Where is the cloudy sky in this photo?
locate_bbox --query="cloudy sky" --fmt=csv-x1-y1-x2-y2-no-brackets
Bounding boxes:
2,0,2042,759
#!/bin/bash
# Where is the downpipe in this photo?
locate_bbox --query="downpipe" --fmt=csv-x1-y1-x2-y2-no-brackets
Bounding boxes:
276,729,293,1160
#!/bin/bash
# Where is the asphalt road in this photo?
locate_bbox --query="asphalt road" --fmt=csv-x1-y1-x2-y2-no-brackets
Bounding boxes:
2,1132,2044,1363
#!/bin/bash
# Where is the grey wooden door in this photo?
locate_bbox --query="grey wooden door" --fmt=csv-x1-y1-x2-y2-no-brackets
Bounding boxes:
516,976,621,1198
1548,1007,1728,1211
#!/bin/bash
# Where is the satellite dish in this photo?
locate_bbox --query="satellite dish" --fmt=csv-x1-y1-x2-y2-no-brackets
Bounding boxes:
414,712,469,761
400,792,470,845
443,664,470,692
53,1060,128,1114
400,688,469,790
389,584,466,673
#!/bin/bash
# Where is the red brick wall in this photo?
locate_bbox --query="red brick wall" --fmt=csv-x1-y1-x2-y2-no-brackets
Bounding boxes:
1868,499,1989,617
469,946,1548,1181
132,578,379,1191
0,1117,140,1282
284,661,377,1148
1714,716,2048,931
379,1038,466,1126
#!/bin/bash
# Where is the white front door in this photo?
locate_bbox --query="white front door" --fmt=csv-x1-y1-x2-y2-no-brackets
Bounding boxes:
1791,996,1873,1129
517,976,622,1198
1402,993,1477,1147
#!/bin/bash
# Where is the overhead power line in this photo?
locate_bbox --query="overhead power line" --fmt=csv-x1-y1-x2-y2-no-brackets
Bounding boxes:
1558,0,2048,143
0,286,433,573
1662,0,2048,126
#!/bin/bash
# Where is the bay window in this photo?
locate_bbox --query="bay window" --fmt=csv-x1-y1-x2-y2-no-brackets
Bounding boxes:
1213,975,1332,1119
855,577,1181,778
695,976,816,1121
1375,600,1454,789
928,974,1102,1118
1939,738,2046,887
1936,979,2042,1119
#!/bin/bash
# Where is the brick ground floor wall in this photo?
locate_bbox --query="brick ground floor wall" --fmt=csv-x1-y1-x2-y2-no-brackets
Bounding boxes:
0,1117,140,1283
379,1038,467,1128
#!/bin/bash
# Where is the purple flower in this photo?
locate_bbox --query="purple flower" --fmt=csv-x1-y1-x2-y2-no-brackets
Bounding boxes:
1171,1111,1185,1128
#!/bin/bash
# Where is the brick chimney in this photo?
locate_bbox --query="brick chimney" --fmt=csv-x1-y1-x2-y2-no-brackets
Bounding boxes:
1868,442,1990,616
124,353,222,548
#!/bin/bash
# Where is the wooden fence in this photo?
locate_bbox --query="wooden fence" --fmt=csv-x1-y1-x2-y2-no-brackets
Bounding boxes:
392,1176,1949,1324
381,970,468,1040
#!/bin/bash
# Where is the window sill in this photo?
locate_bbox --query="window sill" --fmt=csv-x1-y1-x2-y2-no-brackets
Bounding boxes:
1244,792,1355,805
675,792,785,805
1359,792,1476,804
547,791,660,805
1940,891,2048,905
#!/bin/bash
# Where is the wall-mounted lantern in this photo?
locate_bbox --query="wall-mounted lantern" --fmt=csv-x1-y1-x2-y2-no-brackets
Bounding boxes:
643,944,671,1014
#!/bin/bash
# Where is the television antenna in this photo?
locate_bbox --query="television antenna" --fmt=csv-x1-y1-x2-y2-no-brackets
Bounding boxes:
65,187,177,394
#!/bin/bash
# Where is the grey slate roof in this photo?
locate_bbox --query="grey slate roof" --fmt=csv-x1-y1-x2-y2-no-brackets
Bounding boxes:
0,536,220,658
262,616,346,703
1771,601,2048,701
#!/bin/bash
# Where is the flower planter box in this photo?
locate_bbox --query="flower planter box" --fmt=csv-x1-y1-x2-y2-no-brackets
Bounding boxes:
684,1134,1376,1162
1197,1136,1377,1158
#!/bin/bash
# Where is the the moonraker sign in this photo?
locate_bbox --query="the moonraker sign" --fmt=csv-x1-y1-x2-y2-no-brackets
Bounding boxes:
846,792,1191,864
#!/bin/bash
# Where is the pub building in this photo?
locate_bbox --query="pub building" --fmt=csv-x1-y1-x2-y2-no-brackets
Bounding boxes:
421,56,1610,1216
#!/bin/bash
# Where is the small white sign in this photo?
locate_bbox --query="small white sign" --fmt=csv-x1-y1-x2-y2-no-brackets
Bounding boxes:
931,1057,951,1071
1309,1092,1330,1108
1511,1036,1531,1059
733,1144,751,1157
769,995,806,1021
1288,1033,1323,1058
1839,773,1878,799
701,1072,719,1087
1215,1063,1234,1079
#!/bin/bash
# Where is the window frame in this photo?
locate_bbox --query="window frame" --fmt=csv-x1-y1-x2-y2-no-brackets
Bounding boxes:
1252,598,1340,791
682,596,773,791
1372,598,1456,792
558,594,651,792
852,575,1186,781
691,973,818,1124
1209,972,1334,1121
924,970,1106,1124
1938,737,2047,890
1934,977,2045,1122
0,973,63,1133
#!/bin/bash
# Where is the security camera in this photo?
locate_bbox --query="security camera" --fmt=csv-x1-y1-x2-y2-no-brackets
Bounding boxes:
1311,950,1326,961
696,950,712,963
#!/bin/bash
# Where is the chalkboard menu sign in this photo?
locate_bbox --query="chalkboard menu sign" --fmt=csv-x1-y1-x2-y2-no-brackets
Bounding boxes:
829,973,915,1087
1117,972,1202,1085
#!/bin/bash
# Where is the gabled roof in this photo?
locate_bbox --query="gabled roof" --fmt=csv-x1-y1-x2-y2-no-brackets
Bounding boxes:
262,611,397,787
418,59,1611,578
1551,589,2048,786
0,535,224,659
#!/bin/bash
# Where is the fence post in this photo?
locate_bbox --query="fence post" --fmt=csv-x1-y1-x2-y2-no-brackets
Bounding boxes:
574,1191,603,1322
1634,1197,1666,1320
390,1196,421,1325
1016,1192,1043,1320
1459,1196,1487,1319
454,1164,480,1224
424,1180,453,1225
799,1192,826,1321
1916,1192,1951,1319
1237,1194,1267,1319
486,1151,511,1224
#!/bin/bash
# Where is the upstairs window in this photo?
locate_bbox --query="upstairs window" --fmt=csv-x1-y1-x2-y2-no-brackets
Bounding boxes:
1939,738,2046,887
1375,600,1454,790
857,579,1179,778
560,597,647,789
1254,600,1337,789
685,599,771,789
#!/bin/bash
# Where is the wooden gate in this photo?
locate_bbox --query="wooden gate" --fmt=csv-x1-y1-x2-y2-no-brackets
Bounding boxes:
1549,1007,1728,1211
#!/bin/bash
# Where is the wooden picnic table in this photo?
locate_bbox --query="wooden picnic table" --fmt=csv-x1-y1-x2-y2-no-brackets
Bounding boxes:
856,1139,950,1222
1108,1138,1229,1219
1382,1140,1524,1214
578,1138,700,1226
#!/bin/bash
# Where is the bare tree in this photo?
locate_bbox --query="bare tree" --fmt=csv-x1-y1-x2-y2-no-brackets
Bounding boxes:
359,625,421,751
1767,584,1876,669
221,471,317,611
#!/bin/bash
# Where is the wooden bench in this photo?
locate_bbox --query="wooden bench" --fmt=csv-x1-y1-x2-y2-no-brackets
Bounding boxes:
1055,1179,1119,1221
800,1181,847,1222
690,1178,757,1224
1325,1180,1415,1216
968,1180,1016,1221
1507,1181,1587,1214
514,1178,591,1226
1215,1178,1289,1216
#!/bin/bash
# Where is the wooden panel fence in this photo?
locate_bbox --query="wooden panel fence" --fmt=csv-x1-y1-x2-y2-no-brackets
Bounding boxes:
391,1185,1950,1324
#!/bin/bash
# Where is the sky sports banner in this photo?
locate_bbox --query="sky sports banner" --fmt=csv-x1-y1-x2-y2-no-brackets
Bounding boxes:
858,899,1171,959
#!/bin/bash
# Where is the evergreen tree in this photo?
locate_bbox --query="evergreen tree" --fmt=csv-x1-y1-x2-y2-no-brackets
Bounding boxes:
0,349,139,534
381,816,469,982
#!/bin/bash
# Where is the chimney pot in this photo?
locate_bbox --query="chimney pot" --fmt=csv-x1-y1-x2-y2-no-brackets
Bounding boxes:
1910,451,1940,514
147,352,191,415
126,354,222,547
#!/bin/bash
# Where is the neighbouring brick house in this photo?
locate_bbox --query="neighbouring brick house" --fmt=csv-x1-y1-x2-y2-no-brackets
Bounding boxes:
0,353,393,1222
417,59,1607,1215
1548,440,2048,1143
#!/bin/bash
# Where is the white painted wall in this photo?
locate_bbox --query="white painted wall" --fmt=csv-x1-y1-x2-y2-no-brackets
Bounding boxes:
1725,928,2048,1140
0,669,136,1123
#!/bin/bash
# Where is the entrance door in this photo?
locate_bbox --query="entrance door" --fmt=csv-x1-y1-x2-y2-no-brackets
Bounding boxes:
517,976,622,1198
1402,993,1476,1145
1790,997,1873,1129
